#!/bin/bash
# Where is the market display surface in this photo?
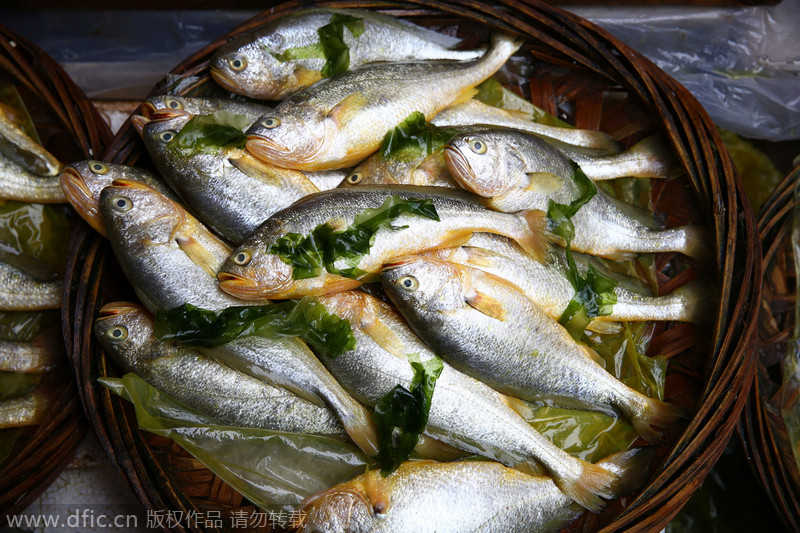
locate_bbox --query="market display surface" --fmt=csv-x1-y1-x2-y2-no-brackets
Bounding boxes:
57,2,758,532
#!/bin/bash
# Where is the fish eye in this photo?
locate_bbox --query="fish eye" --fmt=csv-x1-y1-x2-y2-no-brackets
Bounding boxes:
105,326,128,342
346,172,363,185
158,130,177,143
397,275,419,291
89,161,109,175
468,138,487,154
228,55,248,72
111,196,133,212
165,98,183,110
232,249,252,266
260,117,281,129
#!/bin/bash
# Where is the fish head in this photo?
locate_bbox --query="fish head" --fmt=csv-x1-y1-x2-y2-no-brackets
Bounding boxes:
141,96,193,120
341,154,410,187
381,255,467,315
139,114,194,170
60,160,119,237
246,108,326,169
99,180,185,247
211,33,302,100
298,486,379,533
218,244,295,300
93,302,156,369
444,131,515,197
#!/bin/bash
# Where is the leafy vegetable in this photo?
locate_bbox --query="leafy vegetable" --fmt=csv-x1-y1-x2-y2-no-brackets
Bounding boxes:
0,201,71,280
154,297,355,358
168,111,250,156
372,354,443,475
380,112,461,162
270,195,439,280
101,373,370,512
319,13,364,77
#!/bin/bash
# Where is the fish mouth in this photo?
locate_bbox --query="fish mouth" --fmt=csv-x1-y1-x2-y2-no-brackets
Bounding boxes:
97,302,144,320
209,65,239,94
381,256,417,272
130,115,150,137
140,101,189,120
59,167,106,236
218,272,267,299
110,178,154,192
443,146,475,186
247,134,290,155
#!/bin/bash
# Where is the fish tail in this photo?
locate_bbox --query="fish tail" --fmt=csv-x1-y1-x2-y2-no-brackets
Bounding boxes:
485,32,524,61
622,135,677,179
515,209,550,262
555,458,620,512
340,405,382,457
627,396,688,444
677,224,713,260
595,447,655,497
672,279,716,325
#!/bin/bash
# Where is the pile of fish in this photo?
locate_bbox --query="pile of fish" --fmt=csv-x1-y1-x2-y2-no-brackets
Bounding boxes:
58,8,711,532
0,97,67,434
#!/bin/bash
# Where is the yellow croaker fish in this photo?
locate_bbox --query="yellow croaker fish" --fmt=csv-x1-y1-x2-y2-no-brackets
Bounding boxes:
0,383,58,429
315,290,623,512
0,261,62,311
218,186,546,300
140,95,271,123
245,33,522,171
0,103,61,177
210,8,484,100
299,448,653,533
444,129,709,259
60,160,178,238
381,256,687,443
0,330,63,373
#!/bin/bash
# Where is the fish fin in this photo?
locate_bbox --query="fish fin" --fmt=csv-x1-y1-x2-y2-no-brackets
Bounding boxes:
362,318,407,359
595,447,655,497
175,235,222,278
525,172,565,193
586,319,623,335
621,135,676,179
230,151,319,191
328,92,369,127
294,67,324,87
630,398,688,444
462,246,500,269
500,395,537,421
340,403,382,457
672,279,716,325
415,152,450,184
514,461,546,477
413,435,469,461
583,346,607,368
465,289,508,321
451,86,479,106
677,225,713,261
516,209,550,262
555,458,620,512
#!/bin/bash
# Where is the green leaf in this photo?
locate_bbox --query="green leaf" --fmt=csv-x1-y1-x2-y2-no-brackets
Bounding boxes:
153,297,355,359
167,111,250,156
372,354,443,475
270,195,439,280
318,13,364,78
100,373,370,512
0,202,71,280
271,43,326,62
473,78,573,128
380,112,461,162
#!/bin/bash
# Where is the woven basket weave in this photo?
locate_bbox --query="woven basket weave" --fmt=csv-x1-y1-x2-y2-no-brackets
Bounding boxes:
741,164,800,532
65,1,759,531
0,24,113,516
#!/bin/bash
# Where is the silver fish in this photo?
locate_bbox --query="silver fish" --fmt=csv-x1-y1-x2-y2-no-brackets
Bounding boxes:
299,448,653,533
93,302,348,437
0,152,66,203
245,33,521,171
141,95,271,123
0,383,57,429
59,160,178,238
135,113,319,244
445,129,709,259
422,232,712,325
210,8,483,100
0,330,63,373
315,290,622,511
99,179,265,312
0,261,62,311
218,186,545,300
431,99,622,155
381,256,687,443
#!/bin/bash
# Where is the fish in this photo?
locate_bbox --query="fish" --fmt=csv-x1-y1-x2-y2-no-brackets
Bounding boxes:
431,99,622,154
210,8,484,100
381,255,687,443
0,104,62,177
141,95,272,123
422,232,712,326
99,179,266,312
59,160,178,238
134,113,320,243
315,290,623,511
93,302,349,437
444,129,709,259
0,330,63,373
0,261,62,311
218,186,545,300
245,32,522,171
0,152,66,203
298,447,653,533
0,383,58,429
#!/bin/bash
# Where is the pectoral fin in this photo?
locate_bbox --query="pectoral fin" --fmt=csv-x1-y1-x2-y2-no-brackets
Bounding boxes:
328,92,369,127
465,289,508,321
362,318,407,359
526,172,566,193
176,235,222,278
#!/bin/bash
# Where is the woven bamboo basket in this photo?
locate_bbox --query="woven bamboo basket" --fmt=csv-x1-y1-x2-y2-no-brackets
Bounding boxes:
65,1,759,531
0,24,112,516
741,164,800,532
